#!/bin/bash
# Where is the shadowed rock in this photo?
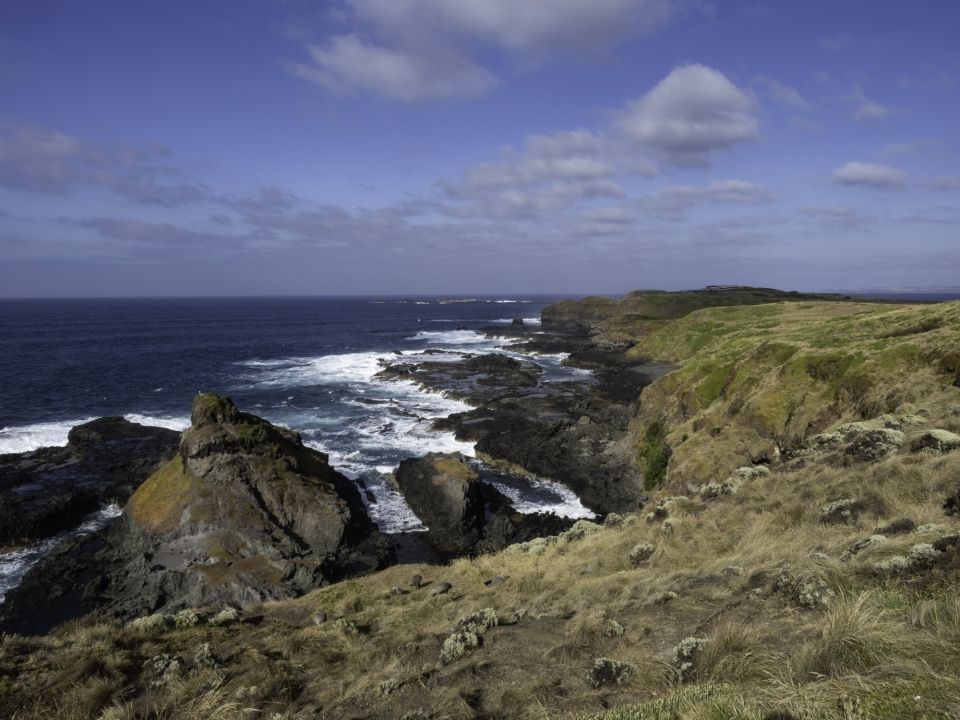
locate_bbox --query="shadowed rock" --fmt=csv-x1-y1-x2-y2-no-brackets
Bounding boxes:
0,394,392,634
0,417,180,547
394,452,573,559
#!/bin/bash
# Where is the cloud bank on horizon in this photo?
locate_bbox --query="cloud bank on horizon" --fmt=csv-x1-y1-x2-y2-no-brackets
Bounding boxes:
0,0,958,296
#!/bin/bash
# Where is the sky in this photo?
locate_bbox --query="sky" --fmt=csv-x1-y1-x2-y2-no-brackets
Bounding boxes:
0,0,958,297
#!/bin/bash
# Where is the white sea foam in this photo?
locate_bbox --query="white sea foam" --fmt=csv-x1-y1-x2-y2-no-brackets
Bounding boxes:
234,330,596,531
0,413,191,455
0,417,97,454
124,414,190,431
484,474,594,519
0,503,121,604
407,329,510,346
492,317,542,325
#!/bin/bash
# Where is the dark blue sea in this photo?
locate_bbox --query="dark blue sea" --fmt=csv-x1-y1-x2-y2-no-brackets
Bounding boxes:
0,296,595,534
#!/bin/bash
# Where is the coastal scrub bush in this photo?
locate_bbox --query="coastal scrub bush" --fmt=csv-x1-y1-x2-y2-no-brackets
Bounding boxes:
590,657,634,688
628,543,655,566
439,609,498,665
440,630,480,664
173,609,201,629
774,565,834,610
128,613,170,634
210,607,240,626
638,418,669,490
873,543,942,575
673,637,709,681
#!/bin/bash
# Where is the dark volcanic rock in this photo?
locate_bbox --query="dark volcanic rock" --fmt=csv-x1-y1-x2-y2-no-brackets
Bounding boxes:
0,394,392,635
0,417,180,547
383,340,671,514
395,453,488,556
394,452,572,558
376,353,542,404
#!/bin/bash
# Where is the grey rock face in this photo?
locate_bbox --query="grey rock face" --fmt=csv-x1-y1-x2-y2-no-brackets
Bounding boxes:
0,394,393,635
393,452,573,559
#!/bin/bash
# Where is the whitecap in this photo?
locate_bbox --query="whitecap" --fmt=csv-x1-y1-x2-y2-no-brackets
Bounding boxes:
0,417,97,454
123,414,190,432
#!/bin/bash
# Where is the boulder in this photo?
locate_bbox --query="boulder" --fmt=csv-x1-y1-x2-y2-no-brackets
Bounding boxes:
911,429,960,454
0,394,392,634
394,452,573,558
845,428,904,461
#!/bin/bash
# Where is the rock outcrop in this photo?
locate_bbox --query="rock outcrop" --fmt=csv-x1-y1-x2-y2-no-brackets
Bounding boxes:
0,394,391,634
380,349,671,514
394,452,572,558
0,417,180,546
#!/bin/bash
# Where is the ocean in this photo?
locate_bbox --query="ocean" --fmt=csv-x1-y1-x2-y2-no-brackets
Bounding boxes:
0,296,596,536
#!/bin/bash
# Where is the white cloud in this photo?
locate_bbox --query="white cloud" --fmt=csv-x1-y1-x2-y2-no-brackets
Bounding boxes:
290,0,687,101
0,122,211,206
349,0,680,53
756,76,811,110
616,64,760,166
439,126,661,219
288,35,495,101
849,88,890,122
649,179,771,215
832,161,907,188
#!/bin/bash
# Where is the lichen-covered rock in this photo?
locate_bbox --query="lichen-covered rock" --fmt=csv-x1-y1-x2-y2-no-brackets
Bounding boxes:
840,535,888,562
911,429,960,454
774,565,834,609
845,429,905,461
819,498,865,525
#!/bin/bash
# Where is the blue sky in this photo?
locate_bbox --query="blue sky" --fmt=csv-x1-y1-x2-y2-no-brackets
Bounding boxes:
1,0,958,296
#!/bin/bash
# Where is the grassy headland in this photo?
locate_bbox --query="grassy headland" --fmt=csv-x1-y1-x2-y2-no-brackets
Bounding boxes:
2,293,959,720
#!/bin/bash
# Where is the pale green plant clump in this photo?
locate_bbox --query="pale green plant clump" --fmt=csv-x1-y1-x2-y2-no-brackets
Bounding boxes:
173,608,201,629
590,657,634,688
439,608,499,665
673,637,709,681
628,543,655,565
774,564,834,609
873,542,942,574
819,498,863,524
128,613,170,633
209,607,240,626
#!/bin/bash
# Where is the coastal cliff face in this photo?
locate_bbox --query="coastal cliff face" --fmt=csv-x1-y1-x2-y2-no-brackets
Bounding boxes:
0,394,391,634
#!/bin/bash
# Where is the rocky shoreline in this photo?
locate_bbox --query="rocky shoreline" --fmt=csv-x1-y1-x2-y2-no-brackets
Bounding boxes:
0,300,677,635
